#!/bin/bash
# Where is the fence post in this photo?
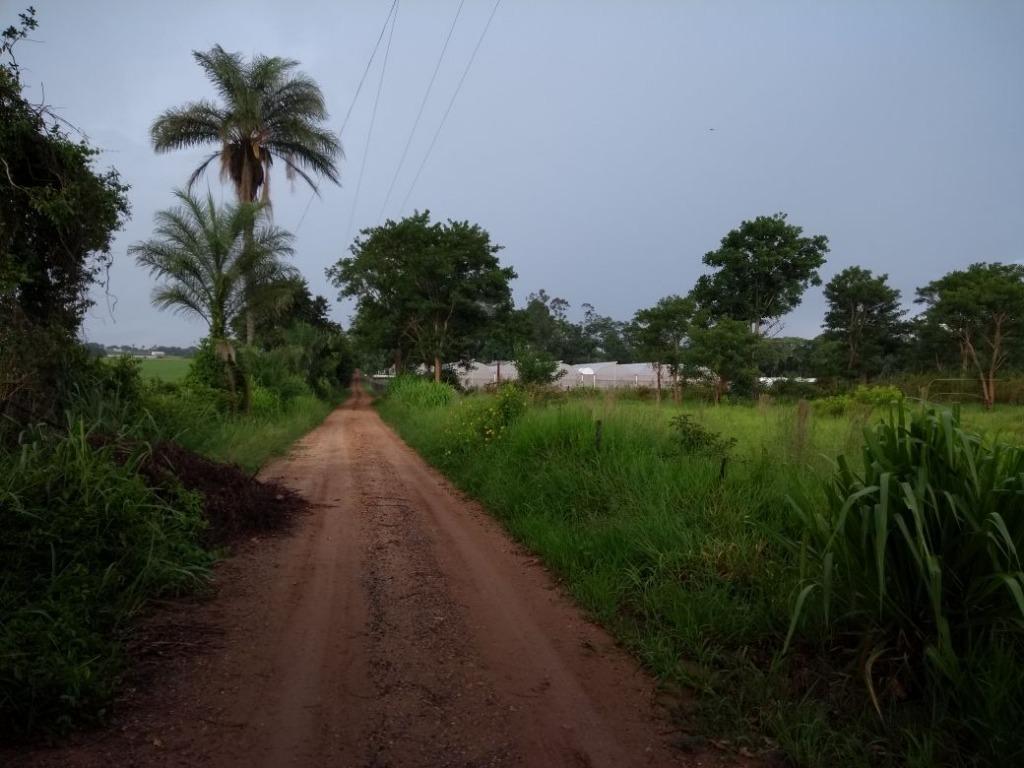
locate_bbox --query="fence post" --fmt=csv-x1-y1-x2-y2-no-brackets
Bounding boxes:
595,419,603,452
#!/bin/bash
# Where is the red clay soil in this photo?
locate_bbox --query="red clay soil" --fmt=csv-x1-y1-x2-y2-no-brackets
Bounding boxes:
7,384,750,768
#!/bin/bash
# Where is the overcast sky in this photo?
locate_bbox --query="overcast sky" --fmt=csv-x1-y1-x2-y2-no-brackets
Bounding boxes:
14,0,1024,347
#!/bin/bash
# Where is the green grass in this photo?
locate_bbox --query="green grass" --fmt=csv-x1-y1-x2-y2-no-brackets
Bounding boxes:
135,356,191,383
145,390,341,473
377,385,1024,767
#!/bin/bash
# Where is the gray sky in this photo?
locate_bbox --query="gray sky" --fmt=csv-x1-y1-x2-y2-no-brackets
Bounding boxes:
15,0,1024,346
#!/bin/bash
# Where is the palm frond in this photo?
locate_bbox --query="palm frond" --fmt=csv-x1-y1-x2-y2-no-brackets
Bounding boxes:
151,101,226,152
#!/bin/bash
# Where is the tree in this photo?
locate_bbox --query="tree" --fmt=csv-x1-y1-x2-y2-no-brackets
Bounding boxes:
329,211,516,382
130,190,297,404
822,267,906,380
513,344,562,386
915,262,1024,408
684,315,762,404
629,295,694,402
232,277,336,348
692,213,829,337
151,45,341,342
580,303,635,362
1,8,130,426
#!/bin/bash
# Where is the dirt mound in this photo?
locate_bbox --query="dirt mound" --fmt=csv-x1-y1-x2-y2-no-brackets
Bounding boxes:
141,441,307,546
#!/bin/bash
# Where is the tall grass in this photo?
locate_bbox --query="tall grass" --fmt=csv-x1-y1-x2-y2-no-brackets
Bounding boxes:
379,387,1024,766
143,386,339,473
789,405,1024,762
0,422,212,740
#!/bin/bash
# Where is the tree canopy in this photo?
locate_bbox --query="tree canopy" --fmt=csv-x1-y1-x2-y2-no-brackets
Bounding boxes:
915,262,1024,407
151,45,341,204
822,266,906,380
130,191,296,341
692,213,828,337
629,295,694,398
328,211,516,381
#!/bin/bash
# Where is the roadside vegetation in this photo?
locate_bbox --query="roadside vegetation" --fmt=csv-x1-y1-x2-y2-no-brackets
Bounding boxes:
0,11,349,742
379,379,1024,767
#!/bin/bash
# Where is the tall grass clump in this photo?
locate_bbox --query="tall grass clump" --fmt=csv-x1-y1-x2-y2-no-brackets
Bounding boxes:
386,375,457,409
0,422,211,740
789,404,1024,762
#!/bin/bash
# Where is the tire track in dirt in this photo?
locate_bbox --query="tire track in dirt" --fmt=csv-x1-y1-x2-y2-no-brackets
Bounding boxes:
8,380,739,767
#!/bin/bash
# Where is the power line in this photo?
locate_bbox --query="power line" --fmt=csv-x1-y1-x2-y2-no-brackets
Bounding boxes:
346,0,400,242
399,0,502,215
295,0,398,234
376,0,467,223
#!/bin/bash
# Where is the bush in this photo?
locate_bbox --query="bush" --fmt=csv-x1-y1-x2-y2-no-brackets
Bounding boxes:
788,405,1024,759
0,424,211,739
513,344,562,386
386,375,457,408
814,385,904,416
668,414,736,457
769,379,825,401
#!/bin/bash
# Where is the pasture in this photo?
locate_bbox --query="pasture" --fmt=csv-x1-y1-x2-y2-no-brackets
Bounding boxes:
137,356,191,382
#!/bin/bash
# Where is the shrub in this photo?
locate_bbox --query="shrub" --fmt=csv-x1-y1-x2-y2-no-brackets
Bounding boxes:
0,423,211,739
787,405,1024,758
513,344,563,386
814,385,903,417
668,414,736,457
851,384,904,407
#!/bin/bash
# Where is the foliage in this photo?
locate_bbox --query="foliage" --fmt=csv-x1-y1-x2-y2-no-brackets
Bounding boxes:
382,391,1024,766
692,213,829,337
150,44,340,204
788,406,1024,761
915,262,1024,408
668,414,736,457
385,375,457,409
0,424,211,739
822,267,907,380
513,343,562,386
630,294,694,394
329,211,516,379
683,316,763,402
442,384,528,451
814,385,904,416
130,190,296,340
0,7,130,428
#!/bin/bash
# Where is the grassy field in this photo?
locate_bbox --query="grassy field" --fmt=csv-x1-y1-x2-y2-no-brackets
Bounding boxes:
136,356,191,383
378,384,1024,767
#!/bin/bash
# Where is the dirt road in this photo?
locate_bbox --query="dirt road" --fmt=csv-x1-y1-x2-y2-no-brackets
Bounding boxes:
14,385,727,767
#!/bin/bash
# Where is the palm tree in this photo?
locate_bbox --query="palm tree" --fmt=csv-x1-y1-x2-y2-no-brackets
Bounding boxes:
151,45,341,341
130,190,297,407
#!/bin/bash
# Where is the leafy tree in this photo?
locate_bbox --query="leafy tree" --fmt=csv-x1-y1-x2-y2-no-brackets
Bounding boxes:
580,303,635,362
759,336,820,378
1,7,130,425
515,289,575,360
329,211,516,382
151,45,340,342
513,344,562,386
915,262,1024,408
822,266,906,380
684,315,762,404
232,277,337,348
130,191,296,405
629,295,694,401
692,213,829,337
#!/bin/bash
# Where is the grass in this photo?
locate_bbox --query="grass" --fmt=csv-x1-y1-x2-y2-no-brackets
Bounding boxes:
0,423,211,740
145,389,341,473
135,356,191,383
377,384,1024,767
